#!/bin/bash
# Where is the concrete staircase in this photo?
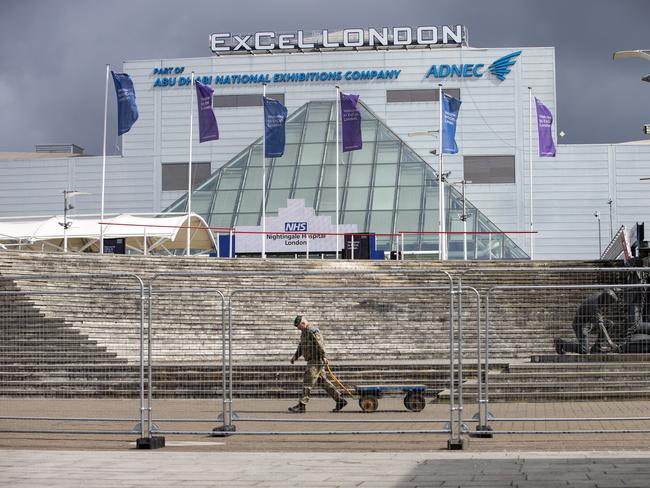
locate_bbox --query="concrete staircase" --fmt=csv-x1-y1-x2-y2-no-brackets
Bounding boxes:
0,251,646,400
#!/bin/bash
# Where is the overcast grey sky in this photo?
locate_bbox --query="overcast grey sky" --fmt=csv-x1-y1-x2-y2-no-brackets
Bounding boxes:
0,0,648,155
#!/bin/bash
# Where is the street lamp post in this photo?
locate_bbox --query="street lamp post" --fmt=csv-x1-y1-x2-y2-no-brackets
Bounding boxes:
595,210,602,257
449,179,469,261
60,190,90,253
607,198,614,239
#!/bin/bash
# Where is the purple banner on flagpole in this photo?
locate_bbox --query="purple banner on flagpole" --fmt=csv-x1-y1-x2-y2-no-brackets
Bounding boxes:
340,92,362,152
195,80,219,143
535,97,556,157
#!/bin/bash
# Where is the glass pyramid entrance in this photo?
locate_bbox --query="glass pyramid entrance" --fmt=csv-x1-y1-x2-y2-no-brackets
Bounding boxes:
166,100,528,259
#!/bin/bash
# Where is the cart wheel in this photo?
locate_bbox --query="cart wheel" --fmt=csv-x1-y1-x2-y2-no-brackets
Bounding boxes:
404,393,426,412
359,396,379,413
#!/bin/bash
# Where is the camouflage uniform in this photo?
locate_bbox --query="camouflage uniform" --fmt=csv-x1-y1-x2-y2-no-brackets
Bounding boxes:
292,324,342,405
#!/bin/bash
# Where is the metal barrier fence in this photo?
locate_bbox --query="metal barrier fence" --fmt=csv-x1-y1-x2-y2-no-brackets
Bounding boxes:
459,267,650,440
0,273,145,437
145,269,456,443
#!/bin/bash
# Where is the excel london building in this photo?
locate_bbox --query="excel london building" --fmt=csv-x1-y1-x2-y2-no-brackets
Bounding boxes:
1,25,648,259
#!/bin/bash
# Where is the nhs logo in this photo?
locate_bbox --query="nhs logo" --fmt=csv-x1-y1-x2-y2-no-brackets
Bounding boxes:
285,221,308,232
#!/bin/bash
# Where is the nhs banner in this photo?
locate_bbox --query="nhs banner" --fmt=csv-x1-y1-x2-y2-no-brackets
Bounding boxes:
236,199,357,253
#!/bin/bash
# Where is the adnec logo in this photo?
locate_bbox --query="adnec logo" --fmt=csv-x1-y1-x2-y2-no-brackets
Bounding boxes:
425,51,521,81
285,222,308,232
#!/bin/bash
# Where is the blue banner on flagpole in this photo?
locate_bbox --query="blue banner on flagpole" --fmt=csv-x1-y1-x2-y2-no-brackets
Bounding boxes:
340,92,362,152
263,97,288,158
441,92,461,154
111,71,138,136
195,80,219,143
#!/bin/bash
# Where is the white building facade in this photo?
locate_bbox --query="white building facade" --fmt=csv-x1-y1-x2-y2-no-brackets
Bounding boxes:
0,26,647,259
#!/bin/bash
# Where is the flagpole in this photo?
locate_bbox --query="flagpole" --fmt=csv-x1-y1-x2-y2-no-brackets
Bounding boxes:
100,64,109,254
335,86,340,260
186,71,195,257
262,84,267,259
438,84,446,261
528,86,534,260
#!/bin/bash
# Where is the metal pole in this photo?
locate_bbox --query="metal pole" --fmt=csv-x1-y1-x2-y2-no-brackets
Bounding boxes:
608,198,614,239
595,211,602,257
186,71,195,257
351,234,355,260
335,86,340,260
63,191,68,253
462,180,467,261
306,233,310,260
400,232,405,260
143,227,148,256
100,64,109,254
438,84,446,261
528,87,534,260
262,84,267,259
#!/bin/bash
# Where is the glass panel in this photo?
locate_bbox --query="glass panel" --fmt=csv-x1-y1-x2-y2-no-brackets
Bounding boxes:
377,125,399,142
324,143,350,165
299,144,325,165
209,213,233,229
296,165,321,187
344,187,369,211
307,103,332,122
249,145,263,166
317,187,336,212
289,105,307,124
213,190,238,214
374,163,397,186
369,210,393,234
395,210,420,233
348,164,372,187
275,144,299,166
235,213,260,226
342,210,367,230
238,189,262,213
217,168,244,190
303,123,328,143
195,175,217,192
270,165,295,188
399,163,424,186
371,187,395,210
321,163,348,187
243,166,263,190
401,146,420,163
285,123,304,144
397,185,422,210
293,187,317,208
267,188,291,213
350,142,375,165
361,121,377,141
376,141,400,164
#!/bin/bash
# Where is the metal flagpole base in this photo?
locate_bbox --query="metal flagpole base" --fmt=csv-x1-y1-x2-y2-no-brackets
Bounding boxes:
136,436,165,449
211,424,236,437
447,439,465,450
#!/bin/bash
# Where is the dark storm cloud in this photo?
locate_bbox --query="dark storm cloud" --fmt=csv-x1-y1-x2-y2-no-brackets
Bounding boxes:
0,0,648,155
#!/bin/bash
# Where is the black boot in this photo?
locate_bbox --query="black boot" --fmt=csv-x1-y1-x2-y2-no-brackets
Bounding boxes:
288,403,305,413
554,337,565,355
332,398,348,412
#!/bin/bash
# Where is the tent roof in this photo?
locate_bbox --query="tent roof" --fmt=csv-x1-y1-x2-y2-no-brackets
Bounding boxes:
0,213,217,252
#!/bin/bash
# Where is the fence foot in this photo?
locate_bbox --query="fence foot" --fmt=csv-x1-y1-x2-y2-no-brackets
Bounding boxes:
470,425,494,438
447,439,465,450
136,436,165,449
211,425,236,437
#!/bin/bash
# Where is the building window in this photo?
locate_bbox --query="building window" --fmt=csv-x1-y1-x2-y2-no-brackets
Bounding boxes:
213,93,285,108
386,88,460,103
162,162,211,191
463,156,515,184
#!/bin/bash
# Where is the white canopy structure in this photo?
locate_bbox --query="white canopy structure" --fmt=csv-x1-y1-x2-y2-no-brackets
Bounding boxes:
0,213,217,254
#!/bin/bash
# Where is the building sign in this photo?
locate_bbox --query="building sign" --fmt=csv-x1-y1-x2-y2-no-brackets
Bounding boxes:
152,67,401,88
425,51,522,81
210,26,465,54
103,238,125,254
235,199,357,253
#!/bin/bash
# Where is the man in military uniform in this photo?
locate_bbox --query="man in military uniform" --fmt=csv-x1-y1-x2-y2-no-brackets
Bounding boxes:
288,315,347,413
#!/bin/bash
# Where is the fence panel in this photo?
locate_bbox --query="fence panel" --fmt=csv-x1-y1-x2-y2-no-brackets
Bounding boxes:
459,267,650,441
147,269,455,443
0,273,145,438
